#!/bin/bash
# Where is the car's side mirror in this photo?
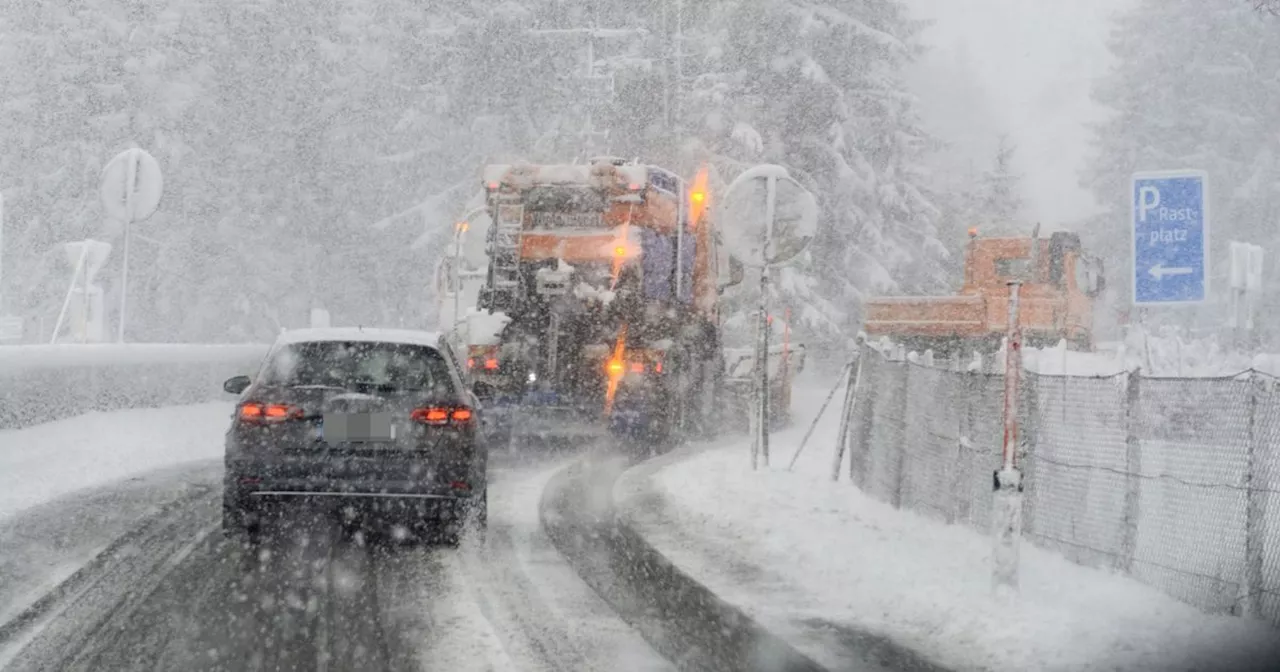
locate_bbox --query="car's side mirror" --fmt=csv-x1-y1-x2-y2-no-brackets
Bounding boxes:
223,375,252,395
472,380,496,402
719,256,745,290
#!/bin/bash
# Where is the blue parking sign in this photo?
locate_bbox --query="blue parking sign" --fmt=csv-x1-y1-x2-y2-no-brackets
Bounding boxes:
1131,170,1208,305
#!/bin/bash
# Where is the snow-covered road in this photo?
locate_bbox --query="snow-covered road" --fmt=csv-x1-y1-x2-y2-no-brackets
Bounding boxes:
0,405,672,672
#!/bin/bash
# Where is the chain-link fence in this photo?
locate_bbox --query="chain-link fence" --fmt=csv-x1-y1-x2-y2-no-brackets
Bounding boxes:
843,345,1280,626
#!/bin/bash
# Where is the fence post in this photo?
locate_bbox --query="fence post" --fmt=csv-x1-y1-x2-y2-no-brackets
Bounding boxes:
1120,369,1142,574
851,346,878,487
1019,369,1040,537
1241,372,1268,619
949,366,976,526
830,353,861,480
891,358,911,509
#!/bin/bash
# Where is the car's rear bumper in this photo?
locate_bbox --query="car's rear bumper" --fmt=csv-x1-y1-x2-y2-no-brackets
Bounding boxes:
224,450,483,503
244,489,464,499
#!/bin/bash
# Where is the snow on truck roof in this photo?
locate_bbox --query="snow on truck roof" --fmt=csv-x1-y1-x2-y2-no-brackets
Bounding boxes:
483,162,649,189
273,327,443,349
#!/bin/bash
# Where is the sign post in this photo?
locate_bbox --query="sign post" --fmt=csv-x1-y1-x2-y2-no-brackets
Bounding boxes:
0,191,18,343
1131,170,1208,306
101,148,164,343
721,165,817,470
0,191,4,313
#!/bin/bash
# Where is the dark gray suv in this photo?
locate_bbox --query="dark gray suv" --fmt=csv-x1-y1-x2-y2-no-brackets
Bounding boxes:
221,327,487,543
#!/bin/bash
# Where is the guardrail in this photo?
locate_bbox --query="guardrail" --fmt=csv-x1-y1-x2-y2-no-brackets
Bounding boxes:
0,344,270,430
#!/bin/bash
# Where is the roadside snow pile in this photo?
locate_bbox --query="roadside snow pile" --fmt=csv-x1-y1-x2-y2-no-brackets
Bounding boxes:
616,378,1280,672
1021,330,1270,378
0,343,269,374
900,327,1280,378
0,402,229,522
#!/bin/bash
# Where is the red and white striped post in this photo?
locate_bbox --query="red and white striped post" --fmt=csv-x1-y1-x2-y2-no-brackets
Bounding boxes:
993,280,1024,596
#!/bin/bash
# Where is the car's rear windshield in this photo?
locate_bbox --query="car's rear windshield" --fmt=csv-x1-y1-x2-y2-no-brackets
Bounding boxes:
260,341,455,395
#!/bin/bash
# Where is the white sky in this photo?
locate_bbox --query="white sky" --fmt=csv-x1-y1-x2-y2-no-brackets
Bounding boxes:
904,0,1132,227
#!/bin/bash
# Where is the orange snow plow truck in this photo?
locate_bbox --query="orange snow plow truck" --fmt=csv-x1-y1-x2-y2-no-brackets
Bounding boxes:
863,229,1106,355
463,157,775,447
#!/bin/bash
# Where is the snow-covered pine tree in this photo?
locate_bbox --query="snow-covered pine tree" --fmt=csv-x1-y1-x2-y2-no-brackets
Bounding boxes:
976,135,1025,235
676,0,953,347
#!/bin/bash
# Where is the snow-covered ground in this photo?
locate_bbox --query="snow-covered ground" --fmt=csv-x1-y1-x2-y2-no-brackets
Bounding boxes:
615,375,1280,672
0,402,231,522
0,344,268,374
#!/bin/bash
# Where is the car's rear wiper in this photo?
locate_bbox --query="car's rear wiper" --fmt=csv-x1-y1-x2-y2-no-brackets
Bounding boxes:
287,384,351,392
347,381,426,394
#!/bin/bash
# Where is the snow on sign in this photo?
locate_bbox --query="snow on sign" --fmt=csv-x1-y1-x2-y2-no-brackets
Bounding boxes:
100,148,163,223
1131,170,1208,305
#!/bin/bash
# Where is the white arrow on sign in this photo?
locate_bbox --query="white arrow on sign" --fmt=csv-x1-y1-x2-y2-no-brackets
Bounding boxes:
1149,263,1194,280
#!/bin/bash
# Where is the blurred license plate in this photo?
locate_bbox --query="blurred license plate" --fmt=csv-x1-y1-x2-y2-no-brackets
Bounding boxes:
321,412,396,444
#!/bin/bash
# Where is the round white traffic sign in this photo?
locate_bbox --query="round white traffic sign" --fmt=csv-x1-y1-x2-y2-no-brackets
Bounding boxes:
100,148,163,223
720,164,817,268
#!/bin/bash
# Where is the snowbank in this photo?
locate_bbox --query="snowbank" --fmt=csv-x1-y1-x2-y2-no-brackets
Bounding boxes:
616,377,1280,672
1021,334,1275,378
0,402,229,522
885,328,1280,379
0,343,268,374
0,343,266,429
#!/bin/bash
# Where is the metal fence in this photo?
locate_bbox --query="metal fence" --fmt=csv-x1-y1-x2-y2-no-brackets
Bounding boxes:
843,345,1280,626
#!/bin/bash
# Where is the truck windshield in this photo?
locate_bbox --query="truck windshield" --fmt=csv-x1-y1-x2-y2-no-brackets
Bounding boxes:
994,257,1031,278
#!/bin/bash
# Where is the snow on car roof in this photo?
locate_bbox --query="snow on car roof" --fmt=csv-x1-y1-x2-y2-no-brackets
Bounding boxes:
273,327,443,349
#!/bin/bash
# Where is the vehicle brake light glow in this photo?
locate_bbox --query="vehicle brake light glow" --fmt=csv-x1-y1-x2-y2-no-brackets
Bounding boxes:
467,357,475,369
484,358,499,370
655,362,663,373
238,402,302,424
411,407,450,425
629,362,644,373
607,360,625,375
450,480,471,491
410,406,475,427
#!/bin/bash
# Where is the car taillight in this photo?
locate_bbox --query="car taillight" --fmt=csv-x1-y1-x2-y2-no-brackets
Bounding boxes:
239,402,303,424
410,406,475,427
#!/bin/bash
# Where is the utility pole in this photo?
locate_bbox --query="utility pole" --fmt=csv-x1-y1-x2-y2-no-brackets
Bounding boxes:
523,22,645,161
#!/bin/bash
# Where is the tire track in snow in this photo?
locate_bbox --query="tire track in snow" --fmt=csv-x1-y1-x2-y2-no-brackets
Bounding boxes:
0,487,220,671
541,450,830,672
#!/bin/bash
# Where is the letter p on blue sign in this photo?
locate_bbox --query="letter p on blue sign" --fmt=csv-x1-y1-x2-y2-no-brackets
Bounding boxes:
1131,169,1209,306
